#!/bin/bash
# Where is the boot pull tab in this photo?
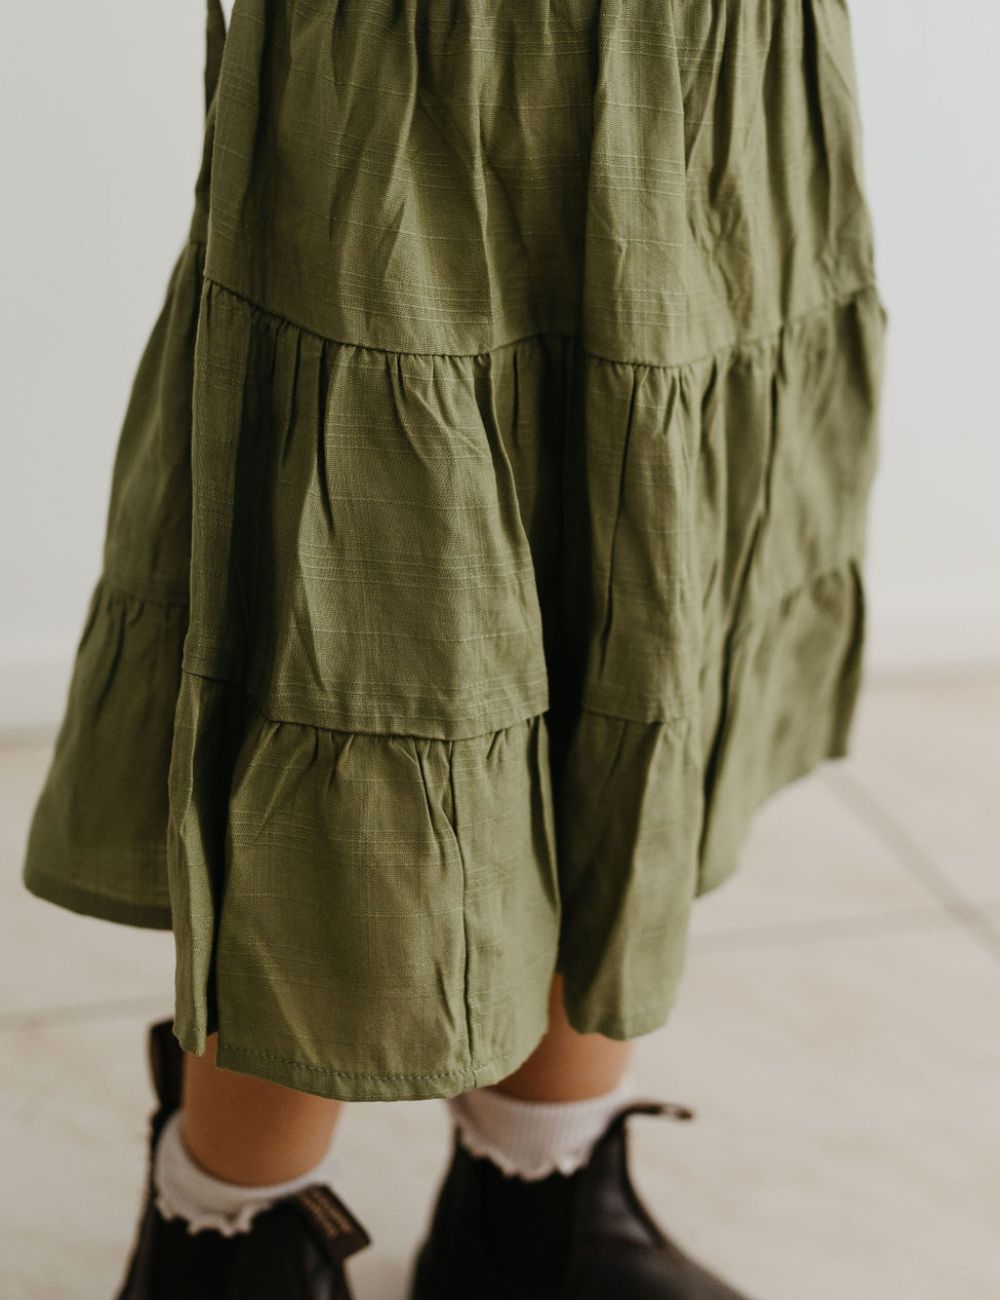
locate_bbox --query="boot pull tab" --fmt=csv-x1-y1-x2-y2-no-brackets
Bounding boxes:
616,1098,696,1125
288,1184,372,1264
652,1099,696,1122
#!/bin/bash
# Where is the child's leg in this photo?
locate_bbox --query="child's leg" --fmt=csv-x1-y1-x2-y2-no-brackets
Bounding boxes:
444,973,636,1182
165,967,628,1211
113,1023,371,1294
489,972,633,1101
176,971,624,1192
181,1032,344,1185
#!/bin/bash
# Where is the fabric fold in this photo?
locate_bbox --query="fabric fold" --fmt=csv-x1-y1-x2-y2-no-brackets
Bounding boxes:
168,676,560,1100
23,272,883,1099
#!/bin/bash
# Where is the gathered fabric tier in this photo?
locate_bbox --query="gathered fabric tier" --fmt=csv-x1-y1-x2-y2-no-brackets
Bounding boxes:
23,0,887,1100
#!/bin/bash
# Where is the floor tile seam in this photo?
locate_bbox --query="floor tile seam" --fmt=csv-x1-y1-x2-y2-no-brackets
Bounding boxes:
822,769,1000,967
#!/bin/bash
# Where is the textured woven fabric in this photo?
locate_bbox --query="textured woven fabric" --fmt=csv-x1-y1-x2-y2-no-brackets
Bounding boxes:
23,0,888,1100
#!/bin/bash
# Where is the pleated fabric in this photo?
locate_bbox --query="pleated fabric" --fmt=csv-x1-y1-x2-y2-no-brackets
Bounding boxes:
23,0,888,1100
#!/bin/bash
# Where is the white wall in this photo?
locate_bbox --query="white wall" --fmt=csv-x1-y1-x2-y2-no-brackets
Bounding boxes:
1,2,207,728
1,1,998,729
849,1,1000,671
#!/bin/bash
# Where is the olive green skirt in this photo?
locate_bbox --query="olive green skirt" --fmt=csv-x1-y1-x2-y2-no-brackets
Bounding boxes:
23,0,888,1100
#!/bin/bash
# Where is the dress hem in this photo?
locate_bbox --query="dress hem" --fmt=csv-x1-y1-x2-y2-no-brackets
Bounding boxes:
187,1012,554,1103
22,865,173,931
23,720,857,1100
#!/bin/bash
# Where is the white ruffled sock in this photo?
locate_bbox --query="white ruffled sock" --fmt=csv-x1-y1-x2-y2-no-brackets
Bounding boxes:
152,1109,343,1236
446,1071,636,1181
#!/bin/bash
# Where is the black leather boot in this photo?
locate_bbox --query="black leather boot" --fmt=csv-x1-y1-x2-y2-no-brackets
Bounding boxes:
410,1097,756,1300
114,1018,371,1300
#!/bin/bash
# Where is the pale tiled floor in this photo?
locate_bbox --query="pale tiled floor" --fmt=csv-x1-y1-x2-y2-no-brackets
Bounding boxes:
1,675,998,1300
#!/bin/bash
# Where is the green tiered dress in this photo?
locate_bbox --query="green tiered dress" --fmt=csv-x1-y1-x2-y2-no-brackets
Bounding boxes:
23,0,888,1100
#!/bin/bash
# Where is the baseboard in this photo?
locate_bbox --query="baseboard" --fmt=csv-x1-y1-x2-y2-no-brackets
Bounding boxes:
0,645,73,738
863,589,1000,680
